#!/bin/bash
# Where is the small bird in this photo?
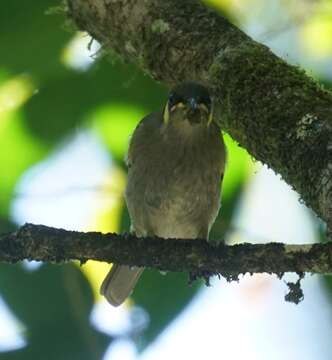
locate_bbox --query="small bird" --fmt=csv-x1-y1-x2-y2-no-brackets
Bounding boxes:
100,81,226,306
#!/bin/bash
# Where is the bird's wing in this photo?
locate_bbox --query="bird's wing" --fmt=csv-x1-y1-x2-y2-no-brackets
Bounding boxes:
125,111,163,168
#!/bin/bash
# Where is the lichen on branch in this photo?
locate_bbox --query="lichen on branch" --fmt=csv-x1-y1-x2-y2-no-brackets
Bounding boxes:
1,223,332,276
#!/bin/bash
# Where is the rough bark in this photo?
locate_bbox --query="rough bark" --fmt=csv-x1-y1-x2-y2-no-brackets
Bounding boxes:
2,223,332,278
66,0,332,230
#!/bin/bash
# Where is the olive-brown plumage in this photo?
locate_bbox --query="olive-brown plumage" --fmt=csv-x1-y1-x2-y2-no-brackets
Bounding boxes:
101,82,226,306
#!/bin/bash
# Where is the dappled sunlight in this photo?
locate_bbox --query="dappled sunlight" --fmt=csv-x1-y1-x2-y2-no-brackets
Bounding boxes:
61,32,101,71
0,298,26,352
301,16,332,59
91,104,145,160
0,111,46,215
82,167,127,301
11,130,114,228
0,74,36,118
232,166,318,245
222,133,254,197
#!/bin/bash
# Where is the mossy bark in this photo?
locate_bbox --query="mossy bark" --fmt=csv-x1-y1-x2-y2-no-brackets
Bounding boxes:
67,0,332,229
2,224,332,278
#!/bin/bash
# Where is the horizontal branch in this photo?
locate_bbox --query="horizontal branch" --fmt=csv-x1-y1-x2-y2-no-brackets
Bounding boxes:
2,223,332,278
67,0,332,230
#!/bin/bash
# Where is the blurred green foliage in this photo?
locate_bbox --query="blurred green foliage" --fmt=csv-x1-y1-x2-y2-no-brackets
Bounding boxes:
0,263,110,360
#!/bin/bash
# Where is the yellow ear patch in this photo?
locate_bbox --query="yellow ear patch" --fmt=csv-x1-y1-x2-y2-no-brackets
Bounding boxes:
207,102,214,126
208,112,213,126
198,103,209,113
163,103,170,123
164,102,185,122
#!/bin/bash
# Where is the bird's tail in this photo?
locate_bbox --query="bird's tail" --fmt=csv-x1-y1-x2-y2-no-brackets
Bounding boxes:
100,265,144,306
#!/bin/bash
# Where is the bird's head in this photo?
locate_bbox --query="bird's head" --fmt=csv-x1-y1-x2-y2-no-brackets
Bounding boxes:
163,82,213,127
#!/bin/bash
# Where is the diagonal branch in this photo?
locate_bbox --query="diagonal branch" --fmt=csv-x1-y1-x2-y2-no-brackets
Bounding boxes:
2,223,332,278
66,0,332,229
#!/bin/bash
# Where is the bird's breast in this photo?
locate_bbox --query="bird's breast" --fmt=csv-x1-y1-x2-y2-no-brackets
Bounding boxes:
125,125,225,239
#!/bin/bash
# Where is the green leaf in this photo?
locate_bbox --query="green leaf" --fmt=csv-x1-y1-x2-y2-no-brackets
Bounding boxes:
24,59,166,143
1,0,71,82
0,110,48,215
0,263,111,360
91,104,145,161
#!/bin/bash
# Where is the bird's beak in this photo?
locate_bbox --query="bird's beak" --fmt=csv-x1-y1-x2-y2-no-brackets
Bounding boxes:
188,98,198,111
187,98,202,124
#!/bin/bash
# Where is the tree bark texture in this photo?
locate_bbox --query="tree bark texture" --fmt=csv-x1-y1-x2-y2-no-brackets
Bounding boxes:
67,0,332,230
2,223,332,278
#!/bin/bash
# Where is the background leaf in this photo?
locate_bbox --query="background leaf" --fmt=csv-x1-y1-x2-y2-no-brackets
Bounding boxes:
0,263,111,360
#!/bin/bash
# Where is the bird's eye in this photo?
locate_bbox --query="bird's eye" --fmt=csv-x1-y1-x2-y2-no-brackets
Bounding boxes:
200,95,211,108
168,92,181,108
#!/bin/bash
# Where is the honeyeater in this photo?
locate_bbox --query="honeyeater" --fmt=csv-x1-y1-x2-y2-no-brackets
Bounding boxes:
100,81,226,306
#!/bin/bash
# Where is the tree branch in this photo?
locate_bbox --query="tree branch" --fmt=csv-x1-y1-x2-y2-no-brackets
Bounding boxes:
2,223,332,278
66,0,332,229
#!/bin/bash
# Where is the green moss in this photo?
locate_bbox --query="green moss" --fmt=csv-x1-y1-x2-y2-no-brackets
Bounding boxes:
208,41,332,219
151,19,170,34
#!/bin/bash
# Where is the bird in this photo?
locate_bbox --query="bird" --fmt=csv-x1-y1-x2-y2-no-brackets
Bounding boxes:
100,81,226,306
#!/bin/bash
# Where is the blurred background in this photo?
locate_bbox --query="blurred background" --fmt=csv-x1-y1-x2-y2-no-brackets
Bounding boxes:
1,0,332,359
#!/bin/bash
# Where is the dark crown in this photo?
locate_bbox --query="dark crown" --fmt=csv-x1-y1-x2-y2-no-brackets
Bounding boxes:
168,82,211,109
